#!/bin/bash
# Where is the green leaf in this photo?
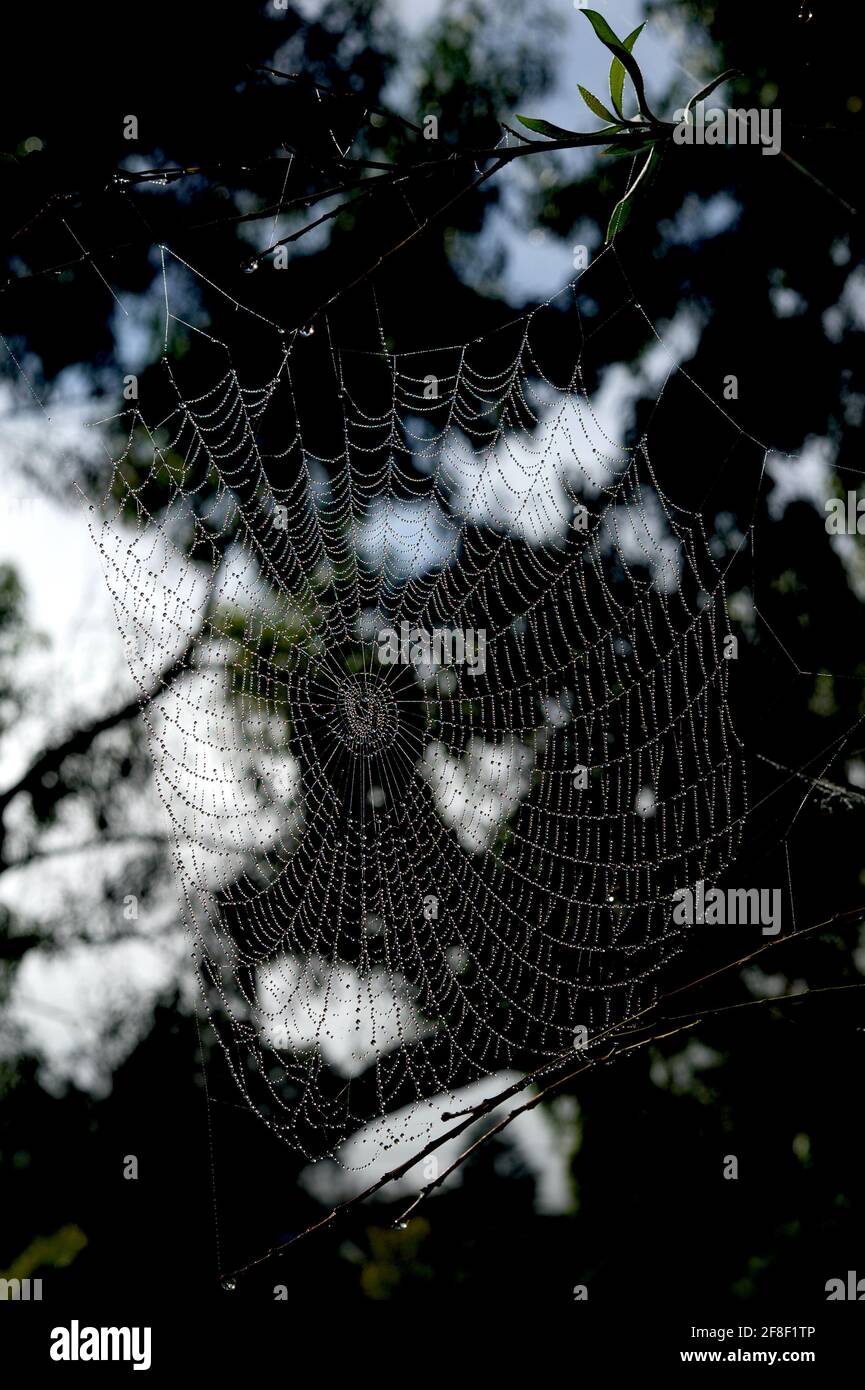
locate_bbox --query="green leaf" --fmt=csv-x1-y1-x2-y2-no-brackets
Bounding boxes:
516,114,584,139
605,143,662,244
577,84,618,125
581,10,659,124
683,68,741,122
515,114,621,144
609,23,645,120
606,195,634,243
601,136,656,161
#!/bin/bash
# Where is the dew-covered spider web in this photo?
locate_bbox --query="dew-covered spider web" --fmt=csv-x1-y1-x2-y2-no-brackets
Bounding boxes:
89,242,748,1173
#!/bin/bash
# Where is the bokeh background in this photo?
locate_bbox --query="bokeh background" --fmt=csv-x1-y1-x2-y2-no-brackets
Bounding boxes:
1,0,864,1310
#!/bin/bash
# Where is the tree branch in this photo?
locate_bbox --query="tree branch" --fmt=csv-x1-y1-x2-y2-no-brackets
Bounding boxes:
218,903,865,1284
0,604,213,872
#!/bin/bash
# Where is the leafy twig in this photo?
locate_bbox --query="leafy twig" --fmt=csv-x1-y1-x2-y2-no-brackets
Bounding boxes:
516,10,740,241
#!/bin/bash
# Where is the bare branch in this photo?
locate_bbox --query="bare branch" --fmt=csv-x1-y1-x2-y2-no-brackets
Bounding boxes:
394,980,865,1225
0,639,192,825
218,903,865,1284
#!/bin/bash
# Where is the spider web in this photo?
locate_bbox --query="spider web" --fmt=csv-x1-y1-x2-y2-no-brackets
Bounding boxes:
88,242,747,1171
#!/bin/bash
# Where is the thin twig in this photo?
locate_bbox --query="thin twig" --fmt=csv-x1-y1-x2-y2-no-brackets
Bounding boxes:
218,903,865,1283
393,979,865,1225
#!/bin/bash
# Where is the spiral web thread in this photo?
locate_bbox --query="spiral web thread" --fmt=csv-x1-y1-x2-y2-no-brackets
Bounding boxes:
89,244,746,1167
